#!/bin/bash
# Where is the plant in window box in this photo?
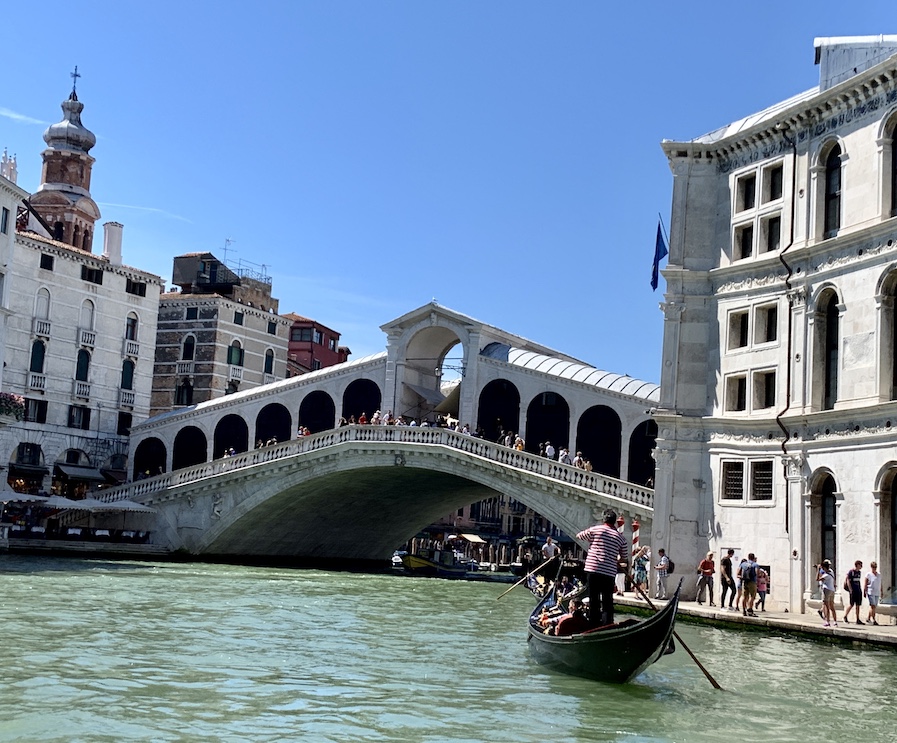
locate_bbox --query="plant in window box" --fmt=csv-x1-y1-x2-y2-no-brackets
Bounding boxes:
0,392,25,422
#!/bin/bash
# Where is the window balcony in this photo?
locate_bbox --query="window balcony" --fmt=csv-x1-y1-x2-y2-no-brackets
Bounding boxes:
28,372,46,391
119,389,135,407
228,365,243,381
123,339,140,357
79,328,96,347
176,361,194,376
72,380,91,399
32,318,51,337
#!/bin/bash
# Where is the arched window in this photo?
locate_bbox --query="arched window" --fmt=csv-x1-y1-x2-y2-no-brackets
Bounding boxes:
125,313,138,341
80,299,95,330
72,224,80,248
821,475,837,569
30,340,45,373
82,229,91,251
35,288,50,319
182,335,195,361
823,296,839,410
120,359,135,390
175,379,193,406
76,349,90,382
53,222,64,242
824,145,842,238
227,340,244,367
264,349,274,375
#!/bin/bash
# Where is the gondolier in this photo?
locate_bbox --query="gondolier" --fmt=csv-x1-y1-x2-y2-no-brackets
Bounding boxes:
576,509,627,626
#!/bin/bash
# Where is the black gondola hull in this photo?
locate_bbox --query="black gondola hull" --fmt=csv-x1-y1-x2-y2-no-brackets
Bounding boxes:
527,584,681,683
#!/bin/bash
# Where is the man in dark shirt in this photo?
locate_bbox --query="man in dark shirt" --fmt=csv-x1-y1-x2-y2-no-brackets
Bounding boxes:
719,548,736,610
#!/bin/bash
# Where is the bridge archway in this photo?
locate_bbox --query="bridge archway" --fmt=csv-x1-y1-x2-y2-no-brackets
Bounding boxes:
173,426,208,470
398,325,463,421
525,391,570,454
477,378,520,442
299,391,336,433
342,379,382,421
214,415,249,458
576,405,622,477
255,403,292,445
132,437,166,479
627,419,658,485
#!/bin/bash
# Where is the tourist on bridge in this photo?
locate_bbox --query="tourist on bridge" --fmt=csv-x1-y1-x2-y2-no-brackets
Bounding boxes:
576,509,627,626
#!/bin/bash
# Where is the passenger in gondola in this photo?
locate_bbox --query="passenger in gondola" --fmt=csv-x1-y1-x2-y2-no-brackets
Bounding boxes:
553,598,590,636
576,509,627,627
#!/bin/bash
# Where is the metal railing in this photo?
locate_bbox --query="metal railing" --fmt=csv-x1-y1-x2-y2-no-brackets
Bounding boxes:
113,425,655,511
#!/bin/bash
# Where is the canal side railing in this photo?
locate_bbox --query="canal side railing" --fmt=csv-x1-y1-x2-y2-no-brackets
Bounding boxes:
110,425,655,510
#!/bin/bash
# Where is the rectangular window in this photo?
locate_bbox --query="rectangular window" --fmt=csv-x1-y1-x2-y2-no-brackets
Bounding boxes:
753,370,777,410
185,307,198,320
313,330,323,345
267,320,277,335
291,327,313,342
728,311,749,350
722,461,745,500
750,460,774,500
17,442,42,466
40,254,54,271
312,359,322,371
126,278,147,296
762,215,781,253
117,412,132,436
0,206,9,234
81,265,103,285
725,375,747,412
67,405,91,430
329,338,337,352
755,304,778,344
24,398,48,423
764,163,784,202
227,345,244,366
233,311,244,326
735,224,753,260
737,174,757,212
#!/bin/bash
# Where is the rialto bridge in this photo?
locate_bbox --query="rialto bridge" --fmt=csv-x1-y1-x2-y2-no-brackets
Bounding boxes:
117,303,659,559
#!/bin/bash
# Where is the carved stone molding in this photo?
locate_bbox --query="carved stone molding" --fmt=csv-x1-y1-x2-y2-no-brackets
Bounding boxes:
660,301,685,321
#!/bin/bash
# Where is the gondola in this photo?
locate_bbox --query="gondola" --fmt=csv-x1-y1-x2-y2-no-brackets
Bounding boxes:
526,580,682,683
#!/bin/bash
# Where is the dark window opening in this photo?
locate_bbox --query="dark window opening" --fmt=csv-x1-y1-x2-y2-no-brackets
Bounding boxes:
824,145,842,238
751,460,774,500
126,278,147,296
722,461,744,500
186,307,198,320
25,398,48,423
40,254,54,271
81,265,104,285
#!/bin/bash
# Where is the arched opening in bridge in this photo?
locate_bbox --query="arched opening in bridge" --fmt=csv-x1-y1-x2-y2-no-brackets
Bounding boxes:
214,414,249,458
173,426,209,470
525,392,570,455
576,405,622,477
627,419,658,486
132,437,166,480
399,326,463,423
477,378,520,442
255,403,292,445
342,379,382,422
299,390,336,433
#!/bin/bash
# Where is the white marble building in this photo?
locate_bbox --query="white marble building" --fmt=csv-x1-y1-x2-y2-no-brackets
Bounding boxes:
657,36,897,614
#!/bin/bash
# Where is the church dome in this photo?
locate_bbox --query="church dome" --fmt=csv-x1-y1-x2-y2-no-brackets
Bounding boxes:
42,92,96,154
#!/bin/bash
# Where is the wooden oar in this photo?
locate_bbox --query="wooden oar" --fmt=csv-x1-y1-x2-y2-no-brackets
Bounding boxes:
633,582,723,690
496,556,556,600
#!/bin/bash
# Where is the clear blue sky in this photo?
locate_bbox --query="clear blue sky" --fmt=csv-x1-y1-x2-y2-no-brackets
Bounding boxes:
3,2,892,383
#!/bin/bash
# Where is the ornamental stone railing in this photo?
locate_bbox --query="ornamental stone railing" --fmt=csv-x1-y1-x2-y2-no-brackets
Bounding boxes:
111,425,655,511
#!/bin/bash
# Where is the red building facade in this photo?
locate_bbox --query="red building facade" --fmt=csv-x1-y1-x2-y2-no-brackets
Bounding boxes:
284,313,350,376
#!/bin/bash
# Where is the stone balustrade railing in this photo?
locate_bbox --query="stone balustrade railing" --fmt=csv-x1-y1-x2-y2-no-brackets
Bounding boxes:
111,425,655,510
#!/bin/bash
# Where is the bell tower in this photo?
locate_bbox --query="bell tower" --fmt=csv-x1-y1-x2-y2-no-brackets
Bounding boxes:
29,67,101,251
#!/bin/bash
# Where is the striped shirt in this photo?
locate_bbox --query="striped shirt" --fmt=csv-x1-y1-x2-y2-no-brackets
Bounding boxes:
576,524,627,577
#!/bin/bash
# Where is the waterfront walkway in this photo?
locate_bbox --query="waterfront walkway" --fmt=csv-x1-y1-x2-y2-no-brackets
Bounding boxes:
617,592,897,649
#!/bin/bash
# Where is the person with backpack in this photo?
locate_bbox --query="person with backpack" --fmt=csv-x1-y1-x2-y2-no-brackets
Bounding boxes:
739,552,759,617
654,548,670,599
843,560,864,625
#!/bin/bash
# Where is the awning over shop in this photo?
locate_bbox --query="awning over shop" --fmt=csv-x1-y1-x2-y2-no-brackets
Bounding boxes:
434,384,460,414
7,463,49,477
404,382,445,406
101,468,128,484
459,533,487,543
54,464,106,481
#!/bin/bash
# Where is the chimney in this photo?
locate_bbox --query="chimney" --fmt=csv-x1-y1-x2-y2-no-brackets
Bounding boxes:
103,221,123,265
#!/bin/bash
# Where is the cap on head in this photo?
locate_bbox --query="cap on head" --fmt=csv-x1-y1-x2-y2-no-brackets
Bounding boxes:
822,559,831,566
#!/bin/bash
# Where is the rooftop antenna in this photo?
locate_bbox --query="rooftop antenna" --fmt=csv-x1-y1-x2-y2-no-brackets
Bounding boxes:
223,237,236,266
70,65,81,96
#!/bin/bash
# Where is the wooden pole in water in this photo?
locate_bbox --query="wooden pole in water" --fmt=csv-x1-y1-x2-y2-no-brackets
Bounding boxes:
634,582,724,691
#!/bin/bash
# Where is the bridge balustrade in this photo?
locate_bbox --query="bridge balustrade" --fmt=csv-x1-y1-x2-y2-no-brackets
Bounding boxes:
115,425,655,510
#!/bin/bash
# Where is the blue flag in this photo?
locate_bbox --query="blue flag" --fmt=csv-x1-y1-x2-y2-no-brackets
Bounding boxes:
651,222,668,291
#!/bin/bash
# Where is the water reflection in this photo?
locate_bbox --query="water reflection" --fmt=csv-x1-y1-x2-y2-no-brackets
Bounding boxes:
0,555,894,743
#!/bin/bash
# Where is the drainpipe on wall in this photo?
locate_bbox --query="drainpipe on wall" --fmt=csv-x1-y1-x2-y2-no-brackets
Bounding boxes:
774,123,798,533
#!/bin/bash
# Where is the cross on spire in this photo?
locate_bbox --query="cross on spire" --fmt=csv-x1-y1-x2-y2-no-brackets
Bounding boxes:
70,65,81,95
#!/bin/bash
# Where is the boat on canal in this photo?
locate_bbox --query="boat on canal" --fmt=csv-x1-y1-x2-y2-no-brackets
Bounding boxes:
526,581,681,683
399,546,471,578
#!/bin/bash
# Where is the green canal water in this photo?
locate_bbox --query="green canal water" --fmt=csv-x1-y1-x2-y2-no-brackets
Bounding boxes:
0,555,894,743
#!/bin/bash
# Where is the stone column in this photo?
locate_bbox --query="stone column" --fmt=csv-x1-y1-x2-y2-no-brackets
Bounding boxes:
784,453,806,613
